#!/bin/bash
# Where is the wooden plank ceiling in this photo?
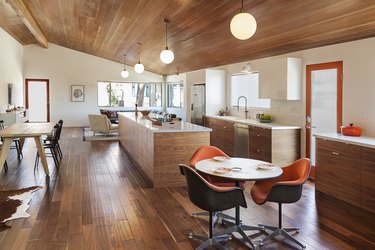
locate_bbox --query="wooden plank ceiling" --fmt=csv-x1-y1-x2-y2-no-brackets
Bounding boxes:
1,0,375,75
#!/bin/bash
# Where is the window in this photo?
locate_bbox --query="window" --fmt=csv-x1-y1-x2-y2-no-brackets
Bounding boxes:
98,82,162,107
167,81,184,108
231,74,270,109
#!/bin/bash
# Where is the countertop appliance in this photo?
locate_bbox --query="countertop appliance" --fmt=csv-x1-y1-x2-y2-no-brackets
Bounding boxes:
234,123,249,158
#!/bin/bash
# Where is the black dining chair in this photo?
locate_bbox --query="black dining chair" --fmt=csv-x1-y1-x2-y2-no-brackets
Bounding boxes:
44,120,63,160
0,120,23,160
34,124,61,170
180,164,248,250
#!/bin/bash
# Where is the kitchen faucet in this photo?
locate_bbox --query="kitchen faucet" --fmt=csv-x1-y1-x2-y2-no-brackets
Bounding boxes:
234,96,249,119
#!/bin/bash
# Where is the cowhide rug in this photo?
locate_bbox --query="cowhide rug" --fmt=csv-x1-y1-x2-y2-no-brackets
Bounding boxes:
0,186,42,232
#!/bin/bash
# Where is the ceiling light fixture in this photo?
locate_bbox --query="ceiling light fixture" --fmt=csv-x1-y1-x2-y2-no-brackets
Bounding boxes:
121,54,129,78
160,18,174,64
134,43,144,73
230,0,257,40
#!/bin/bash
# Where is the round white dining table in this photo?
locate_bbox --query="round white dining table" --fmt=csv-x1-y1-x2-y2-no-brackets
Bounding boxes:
195,157,283,249
195,157,283,181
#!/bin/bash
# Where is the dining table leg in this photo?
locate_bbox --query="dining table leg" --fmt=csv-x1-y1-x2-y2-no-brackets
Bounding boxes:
0,138,13,173
34,136,50,175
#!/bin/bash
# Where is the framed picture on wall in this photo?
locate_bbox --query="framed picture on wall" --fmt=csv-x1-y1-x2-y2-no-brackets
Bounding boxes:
71,85,84,102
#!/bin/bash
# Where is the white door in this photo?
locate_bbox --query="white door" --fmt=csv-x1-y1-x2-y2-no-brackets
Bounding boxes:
26,79,49,122
191,84,205,125
306,62,342,168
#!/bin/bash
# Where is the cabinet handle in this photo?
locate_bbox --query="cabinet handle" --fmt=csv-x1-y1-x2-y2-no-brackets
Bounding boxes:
257,149,261,152
223,126,227,129
331,152,340,156
257,134,260,137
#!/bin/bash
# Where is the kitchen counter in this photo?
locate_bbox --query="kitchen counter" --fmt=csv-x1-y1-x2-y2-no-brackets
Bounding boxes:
119,112,211,133
206,115,301,130
118,112,210,188
314,133,375,149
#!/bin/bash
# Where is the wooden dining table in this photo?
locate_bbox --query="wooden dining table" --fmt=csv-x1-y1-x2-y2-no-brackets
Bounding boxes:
195,157,283,249
0,122,56,175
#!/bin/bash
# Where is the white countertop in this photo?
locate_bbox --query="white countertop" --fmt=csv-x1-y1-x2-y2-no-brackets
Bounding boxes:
314,133,375,149
206,115,301,130
119,112,212,133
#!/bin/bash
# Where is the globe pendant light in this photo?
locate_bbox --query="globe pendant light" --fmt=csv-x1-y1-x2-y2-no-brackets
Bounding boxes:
134,43,144,73
160,18,174,64
230,0,257,40
134,62,144,73
121,54,129,78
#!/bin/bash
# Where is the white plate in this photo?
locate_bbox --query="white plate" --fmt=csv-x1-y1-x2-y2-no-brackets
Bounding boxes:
256,164,276,170
212,167,232,174
212,156,230,162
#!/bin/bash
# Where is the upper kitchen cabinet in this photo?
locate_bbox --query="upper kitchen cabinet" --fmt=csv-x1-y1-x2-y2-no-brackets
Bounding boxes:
186,69,226,120
259,57,302,100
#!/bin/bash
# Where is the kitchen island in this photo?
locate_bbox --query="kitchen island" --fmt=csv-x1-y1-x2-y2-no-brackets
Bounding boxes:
118,112,211,188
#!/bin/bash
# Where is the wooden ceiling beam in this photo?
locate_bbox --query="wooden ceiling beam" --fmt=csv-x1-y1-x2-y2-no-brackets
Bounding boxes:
5,0,48,48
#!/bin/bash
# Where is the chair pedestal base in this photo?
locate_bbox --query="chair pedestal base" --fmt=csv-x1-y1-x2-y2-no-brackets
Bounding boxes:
258,224,305,249
192,211,240,226
189,233,228,250
217,224,264,249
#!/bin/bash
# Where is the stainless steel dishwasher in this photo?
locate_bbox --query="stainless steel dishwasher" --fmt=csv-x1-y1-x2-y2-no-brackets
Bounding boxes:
234,123,249,158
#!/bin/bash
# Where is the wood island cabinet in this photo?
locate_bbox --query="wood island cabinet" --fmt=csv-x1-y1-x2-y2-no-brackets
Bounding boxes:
315,137,375,213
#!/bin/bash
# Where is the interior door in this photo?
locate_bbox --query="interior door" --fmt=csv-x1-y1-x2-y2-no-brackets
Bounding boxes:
306,61,342,178
25,79,50,122
191,84,205,125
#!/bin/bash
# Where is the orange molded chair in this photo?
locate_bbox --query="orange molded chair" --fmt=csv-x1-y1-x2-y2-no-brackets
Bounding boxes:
251,158,311,249
180,164,247,250
190,146,246,224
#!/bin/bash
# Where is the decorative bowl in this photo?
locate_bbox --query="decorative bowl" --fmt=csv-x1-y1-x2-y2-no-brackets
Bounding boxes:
140,110,151,116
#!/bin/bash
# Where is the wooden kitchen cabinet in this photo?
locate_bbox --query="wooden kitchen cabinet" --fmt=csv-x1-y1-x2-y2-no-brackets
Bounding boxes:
249,126,271,162
204,116,235,156
249,126,300,166
217,119,235,156
315,138,362,206
361,147,375,213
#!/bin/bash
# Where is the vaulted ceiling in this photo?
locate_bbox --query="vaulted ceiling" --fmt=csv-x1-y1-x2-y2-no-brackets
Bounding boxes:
1,0,375,75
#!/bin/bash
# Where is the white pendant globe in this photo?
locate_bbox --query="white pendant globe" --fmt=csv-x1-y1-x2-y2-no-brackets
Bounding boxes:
134,63,144,73
160,48,174,64
230,12,257,40
121,69,129,78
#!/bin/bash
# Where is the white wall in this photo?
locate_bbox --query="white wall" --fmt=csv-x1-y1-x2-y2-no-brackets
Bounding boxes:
23,44,162,126
0,27,23,111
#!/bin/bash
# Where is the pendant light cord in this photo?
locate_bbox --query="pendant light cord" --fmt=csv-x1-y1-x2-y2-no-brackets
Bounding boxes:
240,0,245,12
137,42,142,63
164,18,170,49
123,54,126,70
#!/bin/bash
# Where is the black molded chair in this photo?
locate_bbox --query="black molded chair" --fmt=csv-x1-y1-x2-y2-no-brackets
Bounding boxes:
180,164,247,250
251,158,311,249
189,146,246,226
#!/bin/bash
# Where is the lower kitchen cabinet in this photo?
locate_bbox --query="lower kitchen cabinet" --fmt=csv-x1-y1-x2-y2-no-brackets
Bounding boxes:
204,116,301,165
249,126,300,166
315,137,375,213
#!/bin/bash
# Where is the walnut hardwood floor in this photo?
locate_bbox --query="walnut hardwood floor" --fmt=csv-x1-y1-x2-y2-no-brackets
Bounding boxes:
0,127,373,249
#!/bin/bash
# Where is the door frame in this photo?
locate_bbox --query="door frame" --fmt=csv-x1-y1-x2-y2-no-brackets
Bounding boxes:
25,79,50,122
306,61,343,178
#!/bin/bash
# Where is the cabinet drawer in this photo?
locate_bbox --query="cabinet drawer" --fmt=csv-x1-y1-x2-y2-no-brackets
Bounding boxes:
204,116,217,127
249,125,271,137
249,126,271,162
316,138,362,158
